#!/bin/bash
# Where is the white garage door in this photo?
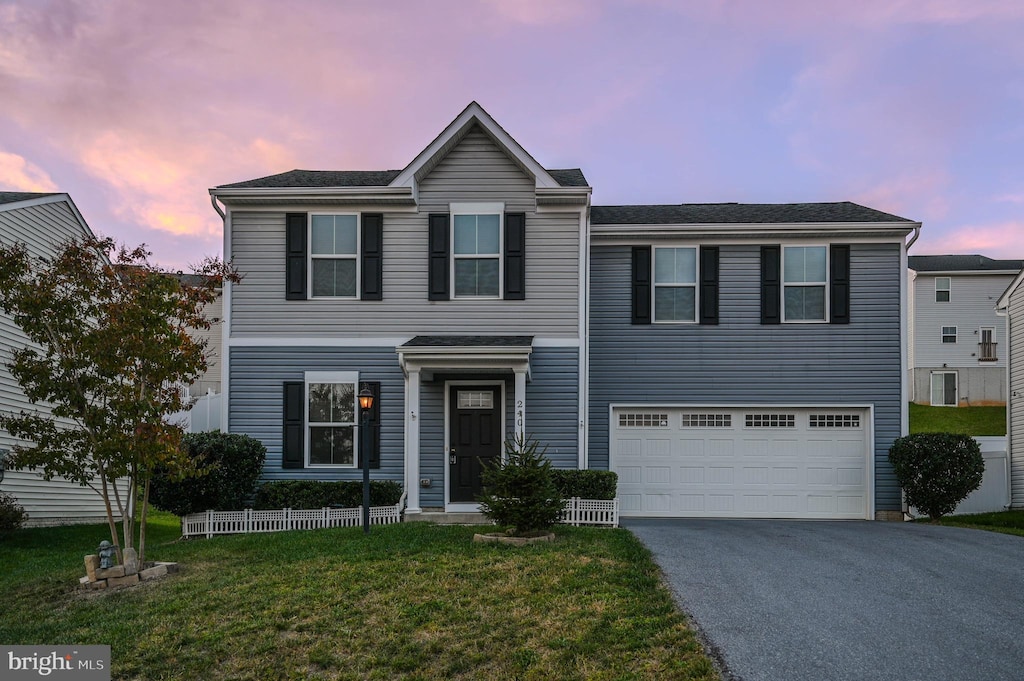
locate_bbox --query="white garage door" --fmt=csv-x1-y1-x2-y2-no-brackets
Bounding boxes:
611,407,871,519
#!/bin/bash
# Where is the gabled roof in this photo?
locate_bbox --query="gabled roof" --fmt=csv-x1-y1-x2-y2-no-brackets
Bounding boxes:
996,267,1024,311
908,254,1024,273
591,201,913,225
0,191,58,206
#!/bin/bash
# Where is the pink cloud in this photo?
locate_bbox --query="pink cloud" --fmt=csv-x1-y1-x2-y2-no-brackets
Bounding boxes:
480,0,591,25
853,170,952,222
0,151,58,192
919,221,1024,256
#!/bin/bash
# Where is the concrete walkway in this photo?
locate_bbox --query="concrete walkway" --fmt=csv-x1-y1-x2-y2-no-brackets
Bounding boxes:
626,519,1024,681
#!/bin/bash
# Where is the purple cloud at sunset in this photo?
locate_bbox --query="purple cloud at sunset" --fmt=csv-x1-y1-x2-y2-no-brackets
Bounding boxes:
0,0,1021,269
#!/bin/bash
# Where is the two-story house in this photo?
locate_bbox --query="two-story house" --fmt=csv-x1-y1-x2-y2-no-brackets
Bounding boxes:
908,255,1022,406
210,102,920,521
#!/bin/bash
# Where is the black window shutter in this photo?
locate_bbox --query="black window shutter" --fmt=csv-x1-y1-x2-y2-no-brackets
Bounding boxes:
285,213,307,300
631,246,652,325
428,213,450,300
699,246,720,325
360,381,382,469
283,381,305,469
504,212,526,300
761,245,781,325
830,244,851,324
361,213,383,301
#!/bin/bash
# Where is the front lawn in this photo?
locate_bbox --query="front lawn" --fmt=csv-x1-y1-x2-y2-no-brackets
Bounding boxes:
935,510,1024,538
909,403,1006,436
0,513,717,680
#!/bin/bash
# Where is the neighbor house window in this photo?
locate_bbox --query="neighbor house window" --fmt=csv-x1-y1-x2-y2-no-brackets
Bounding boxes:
980,327,997,361
653,247,698,322
783,246,827,321
941,326,957,344
306,372,357,467
930,371,957,406
935,277,951,302
452,204,501,298
310,214,358,297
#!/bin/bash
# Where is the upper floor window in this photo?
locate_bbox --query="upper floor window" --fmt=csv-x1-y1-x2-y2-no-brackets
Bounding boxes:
452,204,502,298
935,277,951,302
941,326,957,343
783,246,827,322
654,247,697,322
310,214,358,298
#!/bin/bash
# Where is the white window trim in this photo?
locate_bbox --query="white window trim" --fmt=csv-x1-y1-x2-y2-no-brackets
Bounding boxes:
304,370,359,468
930,371,958,407
935,276,951,303
941,325,957,344
652,245,699,324
308,212,361,300
781,244,829,324
450,202,504,300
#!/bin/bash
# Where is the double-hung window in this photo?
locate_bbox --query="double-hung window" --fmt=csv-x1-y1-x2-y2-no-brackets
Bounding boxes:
306,372,357,467
782,246,828,322
452,204,501,298
941,326,957,344
935,277,951,302
310,214,358,298
654,247,697,322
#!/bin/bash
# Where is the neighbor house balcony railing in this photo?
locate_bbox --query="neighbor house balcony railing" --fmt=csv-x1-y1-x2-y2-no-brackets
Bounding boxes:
979,342,998,361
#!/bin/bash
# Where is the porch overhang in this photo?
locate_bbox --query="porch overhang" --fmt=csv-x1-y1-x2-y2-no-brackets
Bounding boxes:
396,335,533,380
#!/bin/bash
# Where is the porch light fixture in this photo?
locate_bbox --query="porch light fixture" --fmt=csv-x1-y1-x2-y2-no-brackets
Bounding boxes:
359,386,374,534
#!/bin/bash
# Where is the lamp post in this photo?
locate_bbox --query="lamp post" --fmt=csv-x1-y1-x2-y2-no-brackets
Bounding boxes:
358,386,374,535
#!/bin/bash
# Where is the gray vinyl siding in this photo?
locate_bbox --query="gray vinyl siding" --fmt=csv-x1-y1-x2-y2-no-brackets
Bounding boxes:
912,273,1013,370
228,126,581,340
0,200,122,525
229,345,578,503
588,242,904,512
1009,286,1024,506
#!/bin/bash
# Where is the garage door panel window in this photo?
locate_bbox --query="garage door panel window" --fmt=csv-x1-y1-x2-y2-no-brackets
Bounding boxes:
680,413,732,428
809,414,861,428
745,414,796,428
618,413,669,428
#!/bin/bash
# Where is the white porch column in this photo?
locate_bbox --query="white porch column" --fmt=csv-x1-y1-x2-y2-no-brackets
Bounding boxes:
514,368,527,441
404,368,422,514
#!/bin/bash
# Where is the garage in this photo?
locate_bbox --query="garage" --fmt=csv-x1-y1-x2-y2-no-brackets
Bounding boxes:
611,406,872,519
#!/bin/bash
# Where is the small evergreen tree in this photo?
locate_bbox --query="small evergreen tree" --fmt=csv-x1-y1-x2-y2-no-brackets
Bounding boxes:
477,434,563,536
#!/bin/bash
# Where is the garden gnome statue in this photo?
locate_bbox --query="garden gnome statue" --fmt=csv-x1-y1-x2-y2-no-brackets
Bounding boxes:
98,540,115,569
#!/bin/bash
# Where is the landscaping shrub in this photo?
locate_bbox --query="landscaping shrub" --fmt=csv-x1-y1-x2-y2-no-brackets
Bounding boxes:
253,480,403,509
478,435,564,535
0,492,27,538
150,432,267,516
888,432,984,520
551,469,618,500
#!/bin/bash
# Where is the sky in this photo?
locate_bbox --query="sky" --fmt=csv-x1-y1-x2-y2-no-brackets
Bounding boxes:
1,0,1022,271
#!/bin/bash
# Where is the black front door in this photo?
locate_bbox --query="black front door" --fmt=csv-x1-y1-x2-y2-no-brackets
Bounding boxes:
449,386,501,503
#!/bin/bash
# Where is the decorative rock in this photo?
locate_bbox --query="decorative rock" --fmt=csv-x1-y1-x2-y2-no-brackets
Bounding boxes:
79,576,90,586
473,532,556,546
84,554,99,582
155,561,180,574
122,548,139,576
106,573,139,589
89,580,108,591
95,565,125,580
139,564,168,581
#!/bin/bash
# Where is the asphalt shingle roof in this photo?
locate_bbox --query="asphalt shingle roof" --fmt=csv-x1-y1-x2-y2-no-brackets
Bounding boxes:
402,335,534,348
908,255,1024,272
219,167,588,189
590,202,914,225
0,191,58,205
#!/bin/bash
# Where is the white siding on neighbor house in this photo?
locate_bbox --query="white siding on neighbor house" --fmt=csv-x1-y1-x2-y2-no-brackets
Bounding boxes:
912,272,1014,368
189,293,223,397
1010,284,1024,507
0,199,122,526
228,126,581,340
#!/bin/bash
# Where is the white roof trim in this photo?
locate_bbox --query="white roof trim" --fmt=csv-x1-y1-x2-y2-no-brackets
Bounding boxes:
996,266,1024,310
591,221,919,235
390,102,560,190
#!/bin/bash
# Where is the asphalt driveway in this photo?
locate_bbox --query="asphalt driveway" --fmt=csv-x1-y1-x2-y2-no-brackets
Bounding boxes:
625,519,1024,681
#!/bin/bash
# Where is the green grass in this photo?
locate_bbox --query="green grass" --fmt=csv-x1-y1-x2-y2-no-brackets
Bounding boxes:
934,510,1024,538
0,513,718,680
909,403,1006,436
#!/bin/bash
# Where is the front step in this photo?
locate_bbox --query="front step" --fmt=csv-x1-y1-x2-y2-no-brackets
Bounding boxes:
407,510,492,525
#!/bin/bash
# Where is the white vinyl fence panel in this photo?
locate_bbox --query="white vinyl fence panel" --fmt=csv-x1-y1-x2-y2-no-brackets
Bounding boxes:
182,498,404,539
560,497,619,527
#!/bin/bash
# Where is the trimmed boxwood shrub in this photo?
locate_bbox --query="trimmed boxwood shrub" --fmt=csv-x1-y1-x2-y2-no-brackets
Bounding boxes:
253,480,403,510
888,432,984,520
0,492,28,538
150,432,267,516
551,469,618,500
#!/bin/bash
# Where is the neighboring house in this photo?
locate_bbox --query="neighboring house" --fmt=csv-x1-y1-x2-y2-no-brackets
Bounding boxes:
209,102,920,521
996,266,1024,508
169,273,223,398
0,192,119,526
908,255,1022,406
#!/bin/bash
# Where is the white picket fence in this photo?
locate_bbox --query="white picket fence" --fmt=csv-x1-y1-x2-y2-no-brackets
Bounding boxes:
181,499,404,539
560,497,619,527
